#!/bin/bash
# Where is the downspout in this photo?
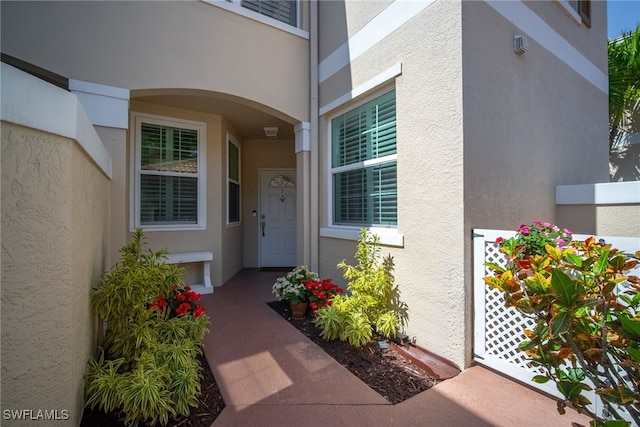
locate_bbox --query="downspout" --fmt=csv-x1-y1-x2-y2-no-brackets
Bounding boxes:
310,0,320,272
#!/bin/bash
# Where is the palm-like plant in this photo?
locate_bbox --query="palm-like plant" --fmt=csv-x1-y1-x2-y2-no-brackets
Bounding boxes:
609,24,640,151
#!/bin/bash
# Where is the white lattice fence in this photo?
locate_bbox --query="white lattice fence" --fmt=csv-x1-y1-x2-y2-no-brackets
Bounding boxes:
473,229,640,415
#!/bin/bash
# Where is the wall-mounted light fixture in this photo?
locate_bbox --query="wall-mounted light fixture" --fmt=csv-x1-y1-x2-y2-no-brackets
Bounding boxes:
514,35,529,55
263,126,279,138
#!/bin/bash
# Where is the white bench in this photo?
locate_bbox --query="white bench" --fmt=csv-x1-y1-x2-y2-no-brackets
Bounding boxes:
165,251,213,295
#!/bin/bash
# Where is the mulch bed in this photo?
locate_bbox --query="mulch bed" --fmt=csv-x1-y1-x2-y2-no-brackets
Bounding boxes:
267,300,439,404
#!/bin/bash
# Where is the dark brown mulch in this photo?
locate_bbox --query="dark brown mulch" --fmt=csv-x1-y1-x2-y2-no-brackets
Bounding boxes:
79,353,225,427
267,300,439,404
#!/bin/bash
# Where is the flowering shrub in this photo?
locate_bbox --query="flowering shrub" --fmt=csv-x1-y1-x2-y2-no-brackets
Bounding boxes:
304,278,343,311
86,230,210,426
497,221,572,268
272,266,319,304
149,285,207,319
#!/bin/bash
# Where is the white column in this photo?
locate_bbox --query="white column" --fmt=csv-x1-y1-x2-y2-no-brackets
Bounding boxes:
295,121,312,267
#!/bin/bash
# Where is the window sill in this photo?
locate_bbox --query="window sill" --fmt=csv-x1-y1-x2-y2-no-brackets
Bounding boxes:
203,1,309,39
320,227,404,247
131,224,206,232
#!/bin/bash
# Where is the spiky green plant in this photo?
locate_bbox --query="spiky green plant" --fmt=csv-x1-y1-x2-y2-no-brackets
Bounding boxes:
314,229,408,347
85,230,210,426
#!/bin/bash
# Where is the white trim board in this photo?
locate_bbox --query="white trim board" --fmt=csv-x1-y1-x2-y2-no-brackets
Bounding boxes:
485,0,607,94
319,0,435,83
556,182,640,205
0,63,112,178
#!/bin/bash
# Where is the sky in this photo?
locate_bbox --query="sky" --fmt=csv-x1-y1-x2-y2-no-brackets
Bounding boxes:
608,0,640,39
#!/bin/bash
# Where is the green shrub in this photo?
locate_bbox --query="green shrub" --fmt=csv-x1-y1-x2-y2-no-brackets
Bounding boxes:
314,229,408,347
85,230,210,426
486,225,640,426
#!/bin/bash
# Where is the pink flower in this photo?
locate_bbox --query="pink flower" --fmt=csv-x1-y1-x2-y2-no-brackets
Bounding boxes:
556,238,566,246
563,228,573,236
496,237,503,244
519,225,530,234
543,222,552,228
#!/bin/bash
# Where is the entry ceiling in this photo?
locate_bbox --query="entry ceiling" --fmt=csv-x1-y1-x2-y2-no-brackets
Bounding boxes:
133,94,295,141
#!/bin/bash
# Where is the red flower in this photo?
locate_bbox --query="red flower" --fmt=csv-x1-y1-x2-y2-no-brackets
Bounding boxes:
194,305,207,318
184,285,191,291
187,291,201,302
176,293,186,301
496,237,503,244
175,302,192,317
309,302,318,310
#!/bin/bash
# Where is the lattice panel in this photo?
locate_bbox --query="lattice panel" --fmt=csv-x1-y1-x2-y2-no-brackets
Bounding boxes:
483,242,546,374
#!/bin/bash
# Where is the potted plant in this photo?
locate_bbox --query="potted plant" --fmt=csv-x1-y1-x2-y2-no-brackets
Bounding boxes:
272,266,319,319
304,278,343,316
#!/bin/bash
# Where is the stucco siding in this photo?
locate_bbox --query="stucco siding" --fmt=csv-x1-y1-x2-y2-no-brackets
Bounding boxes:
317,0,466,368
1,0,309,125
1,123,109,426
462,0,609,232
129,101,229,286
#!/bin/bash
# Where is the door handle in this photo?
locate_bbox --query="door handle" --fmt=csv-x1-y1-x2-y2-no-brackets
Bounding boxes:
261,214,266,237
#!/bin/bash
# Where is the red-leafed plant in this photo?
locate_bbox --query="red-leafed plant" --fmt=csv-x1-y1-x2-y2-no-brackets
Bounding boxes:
485,223,640,426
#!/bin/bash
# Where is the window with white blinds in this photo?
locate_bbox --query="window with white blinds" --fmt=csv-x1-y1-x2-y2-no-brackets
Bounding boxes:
132,114,206,230
225,0,297,27
331,90,397,227
227,136,241,224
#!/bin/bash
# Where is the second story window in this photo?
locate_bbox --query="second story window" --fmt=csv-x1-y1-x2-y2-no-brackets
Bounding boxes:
226,0,297,27
561,0,591,27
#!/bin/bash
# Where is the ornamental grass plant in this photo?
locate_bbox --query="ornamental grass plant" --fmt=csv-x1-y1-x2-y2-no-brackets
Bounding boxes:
85,230,210,426
314,229,408,347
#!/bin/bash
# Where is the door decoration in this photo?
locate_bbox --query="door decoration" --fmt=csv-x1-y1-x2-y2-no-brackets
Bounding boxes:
270,175,295,203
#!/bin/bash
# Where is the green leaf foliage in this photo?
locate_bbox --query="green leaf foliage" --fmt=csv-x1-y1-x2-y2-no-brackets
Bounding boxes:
314,229,408,348
84,230,210,426
485,225,640,425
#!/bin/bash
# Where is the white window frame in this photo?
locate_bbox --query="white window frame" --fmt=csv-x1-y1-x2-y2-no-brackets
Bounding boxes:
554,0,590,27
320,85,403,247
227,133,241,226
206,0,308,39
129,112,207,231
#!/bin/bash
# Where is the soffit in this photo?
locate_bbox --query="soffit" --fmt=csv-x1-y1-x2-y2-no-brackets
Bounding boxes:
133,94,295,140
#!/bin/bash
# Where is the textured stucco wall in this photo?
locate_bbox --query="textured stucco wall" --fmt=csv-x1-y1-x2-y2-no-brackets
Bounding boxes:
1,122,109,426
0,1,309,126
317,0,466,368
557,205,640,237
462,1,608,366
129,101,231,286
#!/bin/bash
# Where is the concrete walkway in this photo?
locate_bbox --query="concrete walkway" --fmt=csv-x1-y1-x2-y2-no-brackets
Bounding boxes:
200,269,592,427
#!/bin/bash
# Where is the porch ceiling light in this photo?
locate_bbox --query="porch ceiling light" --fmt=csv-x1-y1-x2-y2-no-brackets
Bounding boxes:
264,126,279,138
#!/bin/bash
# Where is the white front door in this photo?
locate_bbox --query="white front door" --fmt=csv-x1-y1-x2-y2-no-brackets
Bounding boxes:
259,170,297,267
